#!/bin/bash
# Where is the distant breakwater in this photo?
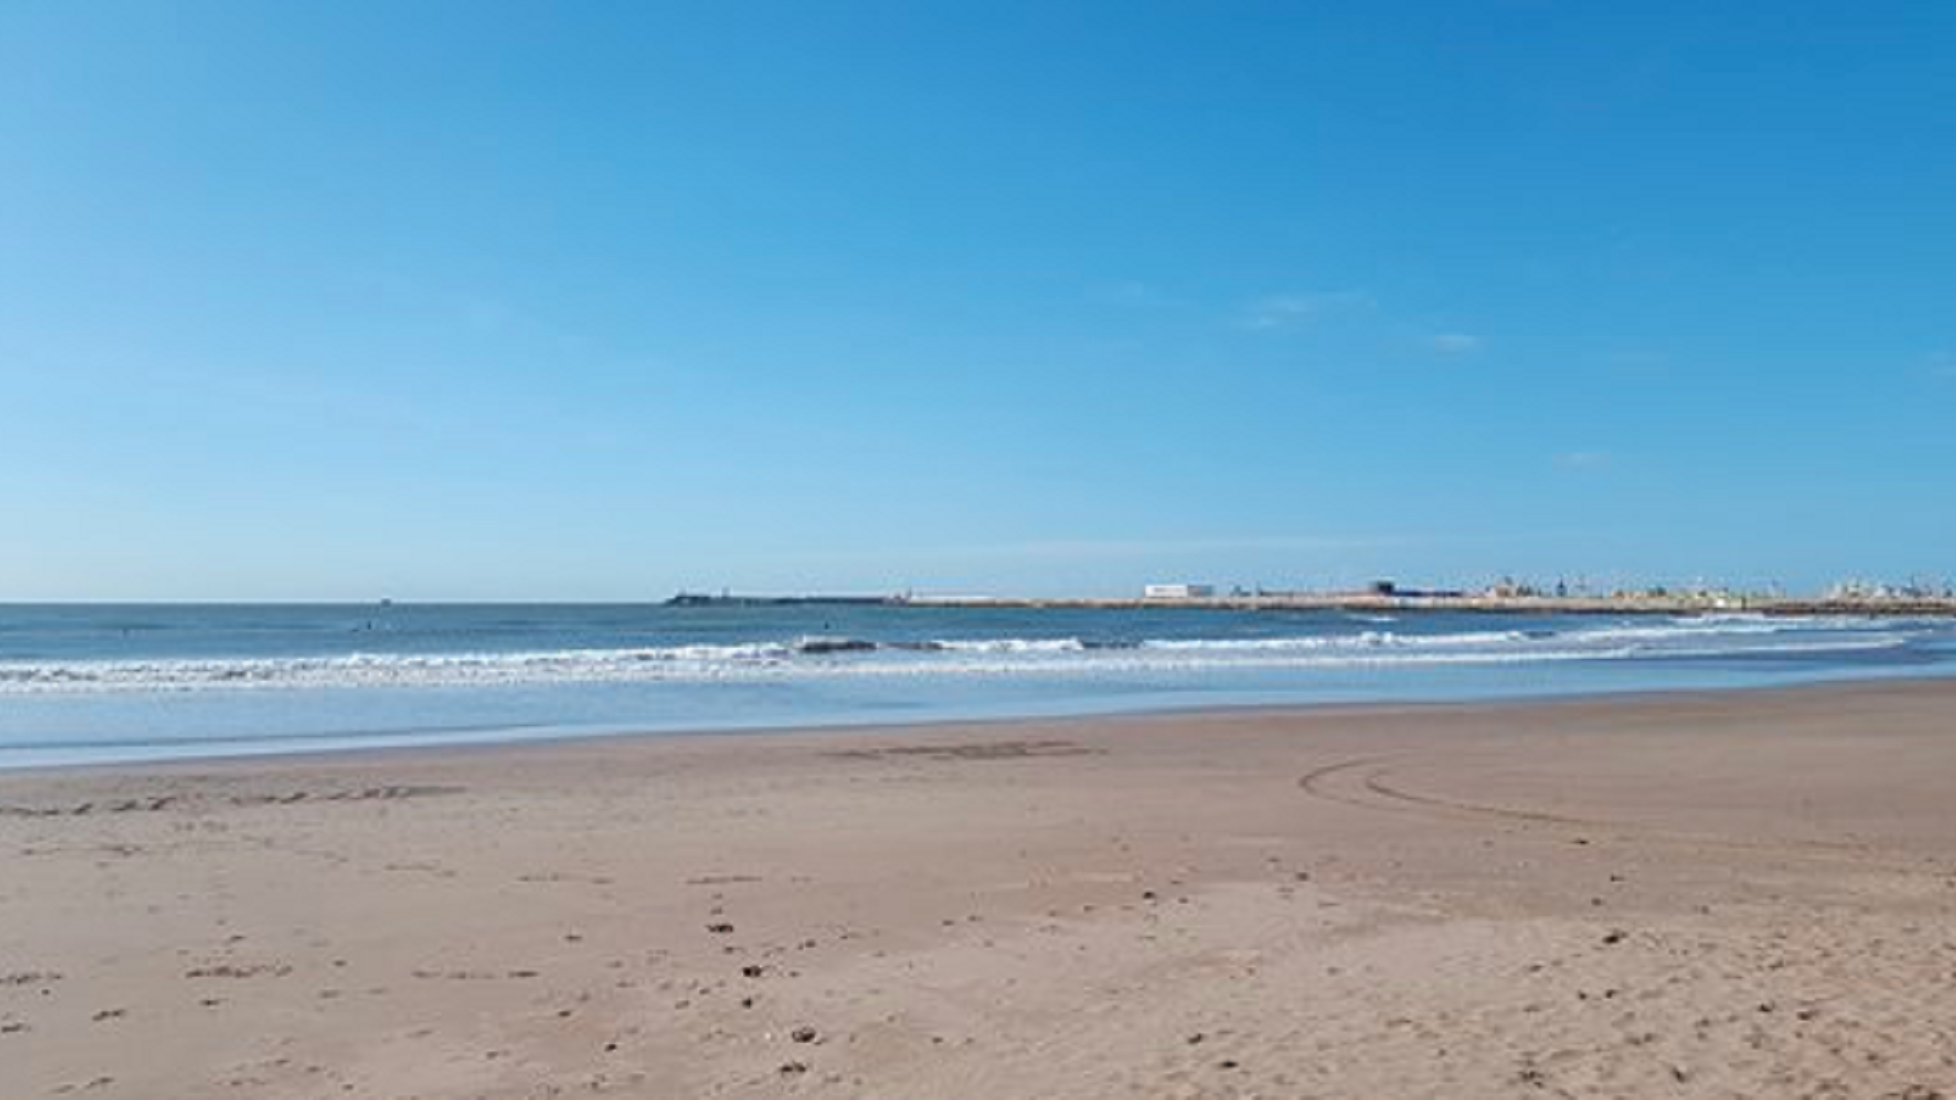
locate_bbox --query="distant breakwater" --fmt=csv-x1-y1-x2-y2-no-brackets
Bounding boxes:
665,593,1956,618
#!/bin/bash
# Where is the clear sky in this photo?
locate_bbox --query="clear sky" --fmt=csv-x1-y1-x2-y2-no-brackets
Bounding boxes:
3,2,1951,600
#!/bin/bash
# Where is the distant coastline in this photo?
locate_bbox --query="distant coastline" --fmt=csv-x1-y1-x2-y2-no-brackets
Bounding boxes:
666,591,1956,617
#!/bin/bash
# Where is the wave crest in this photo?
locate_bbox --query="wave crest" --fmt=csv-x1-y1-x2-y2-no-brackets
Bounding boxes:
0,616,1922,696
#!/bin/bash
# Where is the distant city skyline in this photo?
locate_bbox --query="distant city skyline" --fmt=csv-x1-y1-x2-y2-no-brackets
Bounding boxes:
3,2,1952,601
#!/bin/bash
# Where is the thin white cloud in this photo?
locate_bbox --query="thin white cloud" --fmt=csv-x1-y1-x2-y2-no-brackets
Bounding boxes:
1099,281,1163,306
1554,450,1611,469
1602,350,1671,376
1235,290,1373,331
1927,350,1956,379
1429,333,1482,354
462,298,510,333
763,533,1415,567
953,533,1415,560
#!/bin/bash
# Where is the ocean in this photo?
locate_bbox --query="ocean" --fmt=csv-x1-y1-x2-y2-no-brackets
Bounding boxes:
2,602,1953,769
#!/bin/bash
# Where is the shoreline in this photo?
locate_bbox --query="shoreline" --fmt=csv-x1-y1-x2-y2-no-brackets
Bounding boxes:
696,591,1956,617
13,595,1954,616
9,668,1956,779
4,678,1954,1097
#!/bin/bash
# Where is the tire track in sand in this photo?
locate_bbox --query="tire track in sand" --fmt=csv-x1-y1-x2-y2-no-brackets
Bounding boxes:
1298,755,1602,829
1297,754,1915,874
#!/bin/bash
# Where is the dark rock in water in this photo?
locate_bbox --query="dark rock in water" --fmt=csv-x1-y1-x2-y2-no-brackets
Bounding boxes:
778,1061,809,1076
791,1026,818,1043
795,637,878,655
706,923,735,935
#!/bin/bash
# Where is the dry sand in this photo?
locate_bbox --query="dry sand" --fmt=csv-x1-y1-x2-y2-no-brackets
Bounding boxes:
3,680,1954,1099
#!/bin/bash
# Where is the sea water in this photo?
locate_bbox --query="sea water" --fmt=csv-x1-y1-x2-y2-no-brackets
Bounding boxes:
2,603,1952,768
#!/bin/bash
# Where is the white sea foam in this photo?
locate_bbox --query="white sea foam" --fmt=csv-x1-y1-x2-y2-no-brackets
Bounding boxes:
0,616,1921,696
926,638,1089,654
1141,630,1532,652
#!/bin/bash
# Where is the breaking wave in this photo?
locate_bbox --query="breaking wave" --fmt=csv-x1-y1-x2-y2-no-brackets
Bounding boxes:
0,616,1921,696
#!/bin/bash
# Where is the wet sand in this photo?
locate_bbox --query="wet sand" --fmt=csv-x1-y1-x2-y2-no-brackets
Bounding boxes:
3,680,1954,1098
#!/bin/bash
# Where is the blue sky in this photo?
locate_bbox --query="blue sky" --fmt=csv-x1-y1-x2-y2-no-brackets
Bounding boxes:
2,1,1951,600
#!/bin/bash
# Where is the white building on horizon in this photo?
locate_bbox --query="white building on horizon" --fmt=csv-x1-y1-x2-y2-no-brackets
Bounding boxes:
1143,583,1215,600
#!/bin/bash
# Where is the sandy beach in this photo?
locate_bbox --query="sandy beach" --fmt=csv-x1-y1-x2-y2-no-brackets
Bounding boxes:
3,680,1954,1099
